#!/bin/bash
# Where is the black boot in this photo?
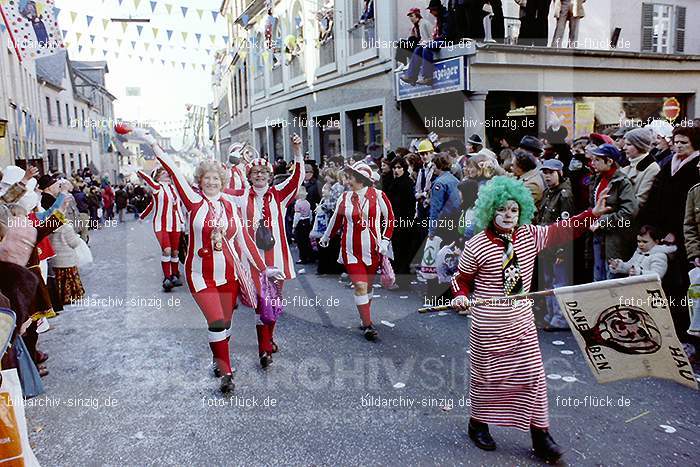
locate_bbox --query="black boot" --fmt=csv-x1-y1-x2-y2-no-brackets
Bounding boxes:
219,373,235,393
468,418,496,451
259,352,273,369
531,426,563,462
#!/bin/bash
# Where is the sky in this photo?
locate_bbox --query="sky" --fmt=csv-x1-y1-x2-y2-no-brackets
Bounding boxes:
54,0,228,149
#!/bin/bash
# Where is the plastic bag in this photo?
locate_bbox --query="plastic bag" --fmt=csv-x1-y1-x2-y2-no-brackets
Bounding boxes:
380,255,395,288
0,369,40,466
75,238,93,267
419,235,442,281
259,274,284,324
688,267,700,334
14,337,43,399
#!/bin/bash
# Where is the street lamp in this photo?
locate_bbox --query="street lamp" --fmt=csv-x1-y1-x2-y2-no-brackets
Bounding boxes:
0,119,7,138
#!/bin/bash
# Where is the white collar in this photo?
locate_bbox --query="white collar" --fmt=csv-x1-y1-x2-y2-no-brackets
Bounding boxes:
203,192,221,202
353,186,369,197
253,185,268,197
627,153,648,167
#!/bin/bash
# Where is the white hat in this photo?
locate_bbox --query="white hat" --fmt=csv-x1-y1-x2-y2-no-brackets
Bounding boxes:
1,165,25,186
344,161,374,185
17,190,40,212
644,120,674,140
246,157,273,173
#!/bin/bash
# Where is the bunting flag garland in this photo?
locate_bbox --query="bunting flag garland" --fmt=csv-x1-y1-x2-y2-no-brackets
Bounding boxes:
86,15,94,27
197,9,203,20
134,0,142,9
150,1,157,13
166,29,173,40
180,6,188,18
137,25,143,36
195,33,201,44
211,11,218,22
103,19,110,30
0,0,66,61
164,4,172,15
90,35,96,44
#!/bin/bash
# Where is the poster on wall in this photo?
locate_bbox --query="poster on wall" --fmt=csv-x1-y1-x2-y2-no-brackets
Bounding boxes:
543,96,574,144
575,102,595,139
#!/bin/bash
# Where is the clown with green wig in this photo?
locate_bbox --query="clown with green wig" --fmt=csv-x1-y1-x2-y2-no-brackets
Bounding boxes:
450,176,611,462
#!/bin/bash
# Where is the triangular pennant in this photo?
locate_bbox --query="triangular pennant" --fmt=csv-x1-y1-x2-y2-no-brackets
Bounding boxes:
102,19,110,30
90,35,96,44
0,24,6,34
131,41,136,49
202,64,206,71
195,33,201,44
144,43,150,51
61,29,68,38
181,62,186,69
150,57,155,64
53,7,61,17
76,32,83,42
209,35,216,45
152,27,159,38
86,15,94,27
196,9,203,20
181,31,188,42
139,56,143,62
137,25,143,36
157,44,162,51
78,45,83,53
118,0,124,5
166,30,173,40
134,0,142,9
121,22,128,33
161,59,165,65
223,35,229,44
206,48,211,55
70,11,78,23
117,38,123,47
165,4,172,15
181,6,188,18
192,63,196,70
150,1,157,13
211,11,218,22
115,52,120,58
102,49,108,57
90,47,96,55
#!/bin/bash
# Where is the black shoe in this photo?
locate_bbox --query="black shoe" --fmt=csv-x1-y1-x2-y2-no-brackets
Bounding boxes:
468,419,496,451
260,352,273,369
219,373,235,393
531,427,563,462
211,361,222,378
162,278,173,292
170,275,183,287
271,341,279,353
360,324,378,341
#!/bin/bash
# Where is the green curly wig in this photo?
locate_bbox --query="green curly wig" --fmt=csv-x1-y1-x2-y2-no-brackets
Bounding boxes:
473,176,536,231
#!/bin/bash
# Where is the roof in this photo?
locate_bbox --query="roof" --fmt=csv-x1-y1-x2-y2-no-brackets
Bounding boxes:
71,60,109,86
35,50,68,88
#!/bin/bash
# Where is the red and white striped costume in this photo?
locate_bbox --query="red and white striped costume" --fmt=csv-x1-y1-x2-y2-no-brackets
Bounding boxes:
154,153,266,293
137,170,184,233
325,186,395,266
228,165,249,191
234,157,304,279
451,209,596,431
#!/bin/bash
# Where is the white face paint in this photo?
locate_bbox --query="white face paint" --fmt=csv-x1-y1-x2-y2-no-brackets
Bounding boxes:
493,200,519,231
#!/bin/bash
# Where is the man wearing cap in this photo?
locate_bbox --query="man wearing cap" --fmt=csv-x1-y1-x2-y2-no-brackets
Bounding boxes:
467,134,497,161
518,135,545,159
395,8,432,71
536,159,575,330
511,150,545,212
620,127,660,213
415,139,437,225
588,144,637,281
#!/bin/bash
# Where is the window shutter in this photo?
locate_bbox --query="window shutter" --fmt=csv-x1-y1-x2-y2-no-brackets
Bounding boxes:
641,3,654,52
675,6,686,53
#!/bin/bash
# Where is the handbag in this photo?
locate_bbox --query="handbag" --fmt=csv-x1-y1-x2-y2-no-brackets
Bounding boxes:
74,238,93,267
255,219,276,251
178,232,188,264
380,254,396,288
259,274,284,324
14,337,44,399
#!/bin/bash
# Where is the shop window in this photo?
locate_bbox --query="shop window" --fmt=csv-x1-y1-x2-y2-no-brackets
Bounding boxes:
318,114,341,158
272,125,284,160
349,0,375,56
642,3,686,53
350,107,383,157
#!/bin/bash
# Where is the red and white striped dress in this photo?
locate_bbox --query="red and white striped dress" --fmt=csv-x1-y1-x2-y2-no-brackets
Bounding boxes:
137,171,183,233
228,165,249,191
451,209,596,430
326,186,395,265
234,160,304,279
155,153,266,292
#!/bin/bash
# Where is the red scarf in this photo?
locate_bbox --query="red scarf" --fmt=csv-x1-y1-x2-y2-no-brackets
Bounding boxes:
595,166,617,203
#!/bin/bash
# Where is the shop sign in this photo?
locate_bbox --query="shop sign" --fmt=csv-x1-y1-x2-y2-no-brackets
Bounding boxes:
662,97,680,123
395,56,469,101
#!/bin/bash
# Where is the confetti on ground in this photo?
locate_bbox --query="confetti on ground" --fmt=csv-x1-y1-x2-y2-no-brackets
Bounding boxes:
380,320,395,328
393,382,406,389
298,268,306,274
373,294,381,298
561,350,574,355
547,374,562,380
441,355,445,358
130,227,134,231
134,431,145,440
400,296,408,299
625,411,650,423
441,405,453,412
659,424,676,433
438,312,447,316
552,340,565,346
562,376,578,383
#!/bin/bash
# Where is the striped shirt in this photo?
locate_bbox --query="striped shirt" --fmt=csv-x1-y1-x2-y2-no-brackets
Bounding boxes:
137,171,183,233
228,164,249,191
326,186,395,266
155,152,266,293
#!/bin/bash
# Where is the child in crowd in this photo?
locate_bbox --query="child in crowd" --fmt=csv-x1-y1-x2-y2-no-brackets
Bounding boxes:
609,225,677,279
293,186,314,264
434,241,462,308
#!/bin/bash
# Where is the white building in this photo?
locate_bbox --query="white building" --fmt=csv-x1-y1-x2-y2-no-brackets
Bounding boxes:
36,52,118,182
0,27,46,171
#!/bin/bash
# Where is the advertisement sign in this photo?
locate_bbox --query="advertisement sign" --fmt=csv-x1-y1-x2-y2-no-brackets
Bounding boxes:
395,56,469,101
574,102,595,139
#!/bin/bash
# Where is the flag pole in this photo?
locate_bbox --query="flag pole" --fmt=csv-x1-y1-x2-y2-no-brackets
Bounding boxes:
0,6,24,63
418,288,556,313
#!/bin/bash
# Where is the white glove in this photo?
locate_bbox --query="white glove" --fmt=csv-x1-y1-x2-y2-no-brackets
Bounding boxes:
265,267,285,281
379,238,390,256
451,296,471,312
319,236,329,248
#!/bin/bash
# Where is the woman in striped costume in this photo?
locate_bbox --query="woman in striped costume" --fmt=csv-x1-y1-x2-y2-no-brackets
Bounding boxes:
137,167,184,291
232,134,305,368
130,127,283,394
450,176,610,462
320,162,394,341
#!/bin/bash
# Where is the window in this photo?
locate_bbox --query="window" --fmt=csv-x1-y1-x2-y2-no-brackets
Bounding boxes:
317,114,341,157
252,33,265,94
65,103,70,127
289,2,305,78
243,61,248,107
317,0,335,67
642,3,686,53
82,109,86,132
46,97,52,124
56,100,62,125
349,0,375,56
350,107,383,156
74,106,78,127
237,68,243,112
231,72,238,116
270,21,283,87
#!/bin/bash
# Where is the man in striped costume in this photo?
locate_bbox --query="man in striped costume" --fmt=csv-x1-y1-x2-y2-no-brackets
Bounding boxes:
320,162,395,341
450,176,611,462
137,167,185,291
227,142,251,192
233,134,305,368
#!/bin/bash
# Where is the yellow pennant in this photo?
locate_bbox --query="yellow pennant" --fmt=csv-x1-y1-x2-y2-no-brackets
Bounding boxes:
103,19,109,31
197,9,203,19
181,31,188,42
70,11,78,23
164,4,172,15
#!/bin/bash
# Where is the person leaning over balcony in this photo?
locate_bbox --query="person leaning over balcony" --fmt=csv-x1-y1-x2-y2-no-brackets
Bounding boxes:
395,8,433,71
399,0,451,86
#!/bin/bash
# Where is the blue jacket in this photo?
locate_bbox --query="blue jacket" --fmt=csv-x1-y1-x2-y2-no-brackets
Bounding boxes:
429,171,461,235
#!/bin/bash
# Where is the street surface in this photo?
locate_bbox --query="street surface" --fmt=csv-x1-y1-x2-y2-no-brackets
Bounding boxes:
26,218,700,465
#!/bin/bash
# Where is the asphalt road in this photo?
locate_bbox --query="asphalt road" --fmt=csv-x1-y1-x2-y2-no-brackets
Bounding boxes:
25,218,700,466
